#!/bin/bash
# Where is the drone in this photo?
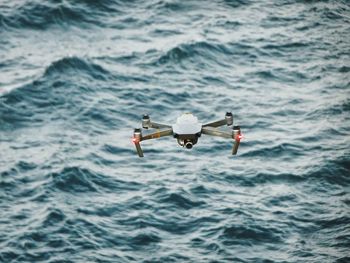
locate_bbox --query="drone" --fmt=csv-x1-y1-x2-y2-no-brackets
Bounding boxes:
132,112,242,157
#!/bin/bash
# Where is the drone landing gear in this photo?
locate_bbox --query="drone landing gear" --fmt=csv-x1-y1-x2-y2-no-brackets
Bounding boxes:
133,115,173,157
201,112,242,155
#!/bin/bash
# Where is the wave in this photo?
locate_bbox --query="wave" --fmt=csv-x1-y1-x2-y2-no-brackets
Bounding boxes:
154,1,192,13
220,224,284,245
77,203,123,217
261,42,310,55
222,172,305,187
307,156,350,187
0,57,115,129
158,192,206,210
153,41,234,66
241,142,304,159
117,202,221,237
43,56,111,80
306,99,350,120
3,214,119,262
41,208,66,229
1,2,87,30
148,41,261,71
222,0,252,8
0,1,122,31
47,166,142,193
129,232,161,247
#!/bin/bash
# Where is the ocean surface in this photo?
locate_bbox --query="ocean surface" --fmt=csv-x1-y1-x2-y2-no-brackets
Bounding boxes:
0,0,349,262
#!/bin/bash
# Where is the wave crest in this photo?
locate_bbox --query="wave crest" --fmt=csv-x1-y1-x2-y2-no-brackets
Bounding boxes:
43,56,110,80
0,1,121,30
154,41,233,65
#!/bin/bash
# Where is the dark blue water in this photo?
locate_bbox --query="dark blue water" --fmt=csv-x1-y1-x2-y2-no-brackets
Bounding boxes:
1,0,350,262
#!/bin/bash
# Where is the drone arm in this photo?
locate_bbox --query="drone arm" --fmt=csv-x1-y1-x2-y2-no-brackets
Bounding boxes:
202,126,242,155
133,128,173,157
203,112,234,128
149,122,172,129
141,128,173,141
201,127,232,138
142,114,171,129
203,119,227,128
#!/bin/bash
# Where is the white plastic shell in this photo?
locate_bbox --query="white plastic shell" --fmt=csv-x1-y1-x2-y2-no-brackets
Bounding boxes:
172,113,202,135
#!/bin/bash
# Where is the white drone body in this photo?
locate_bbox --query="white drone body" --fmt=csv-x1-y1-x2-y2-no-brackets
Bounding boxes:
133,112,242,157
172,114,202,135
172,114,202,149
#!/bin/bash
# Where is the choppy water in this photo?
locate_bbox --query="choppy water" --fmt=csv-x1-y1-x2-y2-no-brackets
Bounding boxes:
1,0,350,262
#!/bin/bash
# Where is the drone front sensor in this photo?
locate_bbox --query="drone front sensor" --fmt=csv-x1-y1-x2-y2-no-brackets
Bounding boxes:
132,112,242,157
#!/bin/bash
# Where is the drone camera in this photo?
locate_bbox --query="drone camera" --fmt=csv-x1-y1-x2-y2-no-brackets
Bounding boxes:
184,139,193,149
225,112,233,126
176,136,198,149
